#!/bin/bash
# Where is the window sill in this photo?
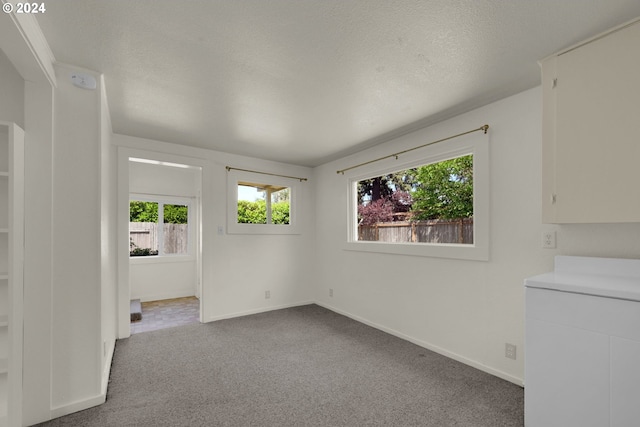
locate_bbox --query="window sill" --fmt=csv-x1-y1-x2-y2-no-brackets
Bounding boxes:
129,255,195,265
343,241,488,261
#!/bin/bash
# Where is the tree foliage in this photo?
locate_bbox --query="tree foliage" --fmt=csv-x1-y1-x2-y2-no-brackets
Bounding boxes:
357,198,394,225
411,155,473,220
357,172,416,204
130,201,188,224
130,201,158,222
163,204,188,224
356,155,473,225
237,200,290,224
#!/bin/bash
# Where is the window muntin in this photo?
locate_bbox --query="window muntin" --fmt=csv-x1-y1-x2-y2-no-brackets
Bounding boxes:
356,154,473,245
130,197,191,257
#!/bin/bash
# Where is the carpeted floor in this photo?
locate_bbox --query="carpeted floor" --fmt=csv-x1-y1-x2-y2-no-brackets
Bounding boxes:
37,304,524,426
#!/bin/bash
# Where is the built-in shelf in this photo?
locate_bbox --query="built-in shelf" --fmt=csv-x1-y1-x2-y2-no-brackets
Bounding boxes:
0,121,24,427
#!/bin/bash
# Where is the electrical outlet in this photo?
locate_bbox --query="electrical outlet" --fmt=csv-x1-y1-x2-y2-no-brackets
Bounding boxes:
265,290,271,299
542,231,556,249
505,343,517,360
329,288,333,297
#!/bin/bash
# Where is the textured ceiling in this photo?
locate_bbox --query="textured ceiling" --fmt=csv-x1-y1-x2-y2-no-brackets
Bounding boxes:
36,1,640,166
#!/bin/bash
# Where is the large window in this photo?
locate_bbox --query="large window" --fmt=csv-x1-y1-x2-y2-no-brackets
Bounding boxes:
346,132,488,261
129,196,192,257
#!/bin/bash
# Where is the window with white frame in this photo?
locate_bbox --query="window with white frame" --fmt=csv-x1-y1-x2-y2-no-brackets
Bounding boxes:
227,169,301,234
345,131,489,261
129,195,193,257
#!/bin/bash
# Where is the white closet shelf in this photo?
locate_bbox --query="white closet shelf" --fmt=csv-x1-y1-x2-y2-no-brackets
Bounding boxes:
0,229,8,233
0,172,8,177
0,315,7,327
0,274,7,280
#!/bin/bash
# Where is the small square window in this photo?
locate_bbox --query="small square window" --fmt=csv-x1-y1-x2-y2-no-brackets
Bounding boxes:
227,170,301,235
237,183,290,225
130,198,191,257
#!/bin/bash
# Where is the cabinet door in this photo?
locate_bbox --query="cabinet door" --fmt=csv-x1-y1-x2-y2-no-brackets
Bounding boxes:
611,337,640,427
544,21,640,223
525,318,610,427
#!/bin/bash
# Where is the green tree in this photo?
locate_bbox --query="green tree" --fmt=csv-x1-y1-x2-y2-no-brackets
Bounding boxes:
163,204,188,224
237,200,267,224
411,155,473,220
237,200,290,224
271,201,290,224
130,201,158,222
357,171,416,204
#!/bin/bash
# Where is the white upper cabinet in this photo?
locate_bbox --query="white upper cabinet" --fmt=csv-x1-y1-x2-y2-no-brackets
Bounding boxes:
541,19,640,223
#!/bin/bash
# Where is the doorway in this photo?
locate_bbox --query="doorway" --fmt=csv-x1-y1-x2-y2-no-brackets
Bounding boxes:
117,148,204,338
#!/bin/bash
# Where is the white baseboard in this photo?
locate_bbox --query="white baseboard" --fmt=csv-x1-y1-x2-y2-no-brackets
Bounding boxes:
206,300,314,323
50,393,106,420
134,291,196,303
315,301,524,387
101,338,116,396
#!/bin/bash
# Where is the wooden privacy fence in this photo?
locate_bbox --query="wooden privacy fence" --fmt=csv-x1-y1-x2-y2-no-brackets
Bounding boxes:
130,222,188,254
358,218,473,244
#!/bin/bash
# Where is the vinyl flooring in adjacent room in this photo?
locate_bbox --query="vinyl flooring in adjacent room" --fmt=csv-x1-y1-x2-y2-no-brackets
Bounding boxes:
130,296,200,334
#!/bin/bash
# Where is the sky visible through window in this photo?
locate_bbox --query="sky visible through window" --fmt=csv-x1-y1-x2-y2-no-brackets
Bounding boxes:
238,185,263,201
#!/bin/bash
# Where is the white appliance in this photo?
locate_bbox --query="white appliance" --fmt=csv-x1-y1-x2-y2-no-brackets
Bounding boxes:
525,256,640,427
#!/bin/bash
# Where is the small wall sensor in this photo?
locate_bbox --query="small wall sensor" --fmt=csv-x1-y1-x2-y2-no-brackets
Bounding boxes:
71,73,97,90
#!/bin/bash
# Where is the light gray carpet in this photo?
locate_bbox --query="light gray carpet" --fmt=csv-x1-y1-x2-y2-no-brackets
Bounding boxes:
37,304,523,426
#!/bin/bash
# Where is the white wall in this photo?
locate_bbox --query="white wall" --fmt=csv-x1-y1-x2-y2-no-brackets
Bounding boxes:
114,134,316,326
129,161,199,302
99,74,117,396
313,86,640,385
0,50,24,128
50,63,110,414
1,33,56,423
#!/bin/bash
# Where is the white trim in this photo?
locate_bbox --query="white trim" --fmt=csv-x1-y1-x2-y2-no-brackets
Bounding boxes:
205,301,314,323
135,291,197,303
315,301,523,387
0,9,56,86
129,255,195,265
50,394,106,420
101,339,115,396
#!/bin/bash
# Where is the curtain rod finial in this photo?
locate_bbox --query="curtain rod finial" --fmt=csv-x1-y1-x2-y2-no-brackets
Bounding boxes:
482,124,489,134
